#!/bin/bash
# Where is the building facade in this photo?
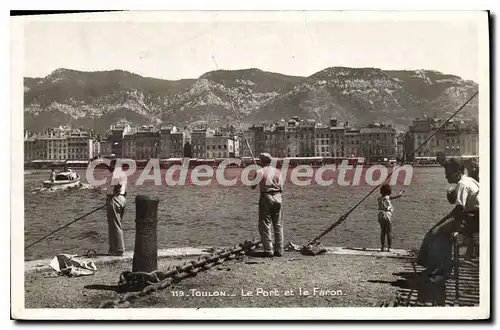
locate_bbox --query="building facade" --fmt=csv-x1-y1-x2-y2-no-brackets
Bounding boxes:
106,123,132,158
315,125,330,157
272,123,287,157
406,117,479,160
252,125,266,156
344,128,361,157
206,132,233,158
159,126,172,159
134,127,160,159
239,129,256,158
458,121,479,156
408,117,440,158
360,126,397,161
285,118,300,157
24,129,99,162
169,128,186,158
66,130,94,160
299,119,316,157
191,128,208,159
330,126,346,158
122,132,136,159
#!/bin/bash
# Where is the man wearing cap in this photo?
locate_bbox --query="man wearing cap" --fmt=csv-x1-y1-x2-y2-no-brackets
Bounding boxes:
106,159,128,256
251,153,284,257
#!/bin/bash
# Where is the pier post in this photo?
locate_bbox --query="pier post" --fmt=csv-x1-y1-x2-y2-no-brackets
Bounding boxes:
132,195,159,272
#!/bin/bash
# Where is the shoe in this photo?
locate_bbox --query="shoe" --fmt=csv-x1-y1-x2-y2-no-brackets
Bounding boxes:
262,251,274,258
247,250,274,258
109,251,124,256
274,251,284,257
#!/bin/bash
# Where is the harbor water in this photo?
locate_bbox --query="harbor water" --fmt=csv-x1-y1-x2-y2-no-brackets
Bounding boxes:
23,167,452,261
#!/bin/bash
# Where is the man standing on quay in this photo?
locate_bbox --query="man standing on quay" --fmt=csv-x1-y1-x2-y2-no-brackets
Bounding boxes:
106,159,128,256
251,153,284,257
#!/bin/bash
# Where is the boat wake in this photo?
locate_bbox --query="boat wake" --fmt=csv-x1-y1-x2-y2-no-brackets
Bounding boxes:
31,182,97,193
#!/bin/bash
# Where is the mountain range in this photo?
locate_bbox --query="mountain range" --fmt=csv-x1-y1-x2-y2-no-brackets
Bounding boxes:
23,67,479,134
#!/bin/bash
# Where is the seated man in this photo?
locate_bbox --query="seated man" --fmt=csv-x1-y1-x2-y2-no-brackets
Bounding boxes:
417,158,479,273
465,159,479,182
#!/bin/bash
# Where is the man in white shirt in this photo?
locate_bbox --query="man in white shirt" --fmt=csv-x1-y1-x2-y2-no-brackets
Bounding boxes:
417,158,480,272
447,159,479,257
106,160,128,256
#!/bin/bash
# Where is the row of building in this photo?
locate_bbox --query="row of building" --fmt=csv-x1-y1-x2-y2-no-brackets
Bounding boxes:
404,116,479,160
23,116,479,163
102,124,241,160
98,118,398,161
241,116,479,161
24,126,101,162
240,118,398,161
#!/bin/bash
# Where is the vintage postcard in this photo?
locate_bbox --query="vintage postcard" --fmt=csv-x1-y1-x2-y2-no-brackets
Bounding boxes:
11,10,490,320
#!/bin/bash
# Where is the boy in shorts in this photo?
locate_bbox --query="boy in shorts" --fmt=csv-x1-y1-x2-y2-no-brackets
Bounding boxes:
377,184,405,252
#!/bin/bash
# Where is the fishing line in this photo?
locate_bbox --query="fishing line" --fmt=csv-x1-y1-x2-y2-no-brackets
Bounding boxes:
308,90,479,245
25,204,107,250
211,55,258,166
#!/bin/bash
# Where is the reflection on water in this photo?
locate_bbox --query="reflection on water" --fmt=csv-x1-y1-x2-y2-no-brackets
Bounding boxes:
23,167,452,261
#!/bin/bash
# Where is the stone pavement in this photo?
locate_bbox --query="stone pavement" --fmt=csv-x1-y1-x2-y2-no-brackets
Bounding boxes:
25,246,412,273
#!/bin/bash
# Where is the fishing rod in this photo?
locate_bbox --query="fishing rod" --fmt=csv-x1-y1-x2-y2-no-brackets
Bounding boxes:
26,204,107,250
211,56,258,167
308,90,479,246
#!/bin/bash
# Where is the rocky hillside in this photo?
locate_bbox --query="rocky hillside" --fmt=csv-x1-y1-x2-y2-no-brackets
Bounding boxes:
252,67,478,130
23,67,478,134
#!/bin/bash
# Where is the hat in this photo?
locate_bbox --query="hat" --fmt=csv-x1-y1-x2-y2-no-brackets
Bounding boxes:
259,152,272,162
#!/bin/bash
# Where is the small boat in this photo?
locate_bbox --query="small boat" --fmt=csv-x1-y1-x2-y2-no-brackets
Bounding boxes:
43,172,81,189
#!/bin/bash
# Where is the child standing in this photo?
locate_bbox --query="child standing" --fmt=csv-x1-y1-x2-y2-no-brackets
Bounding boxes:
377,184,404,252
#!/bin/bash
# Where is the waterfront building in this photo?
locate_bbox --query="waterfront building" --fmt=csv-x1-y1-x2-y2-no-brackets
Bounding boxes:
206,130,231,158
24,128,99,161
272,121,287,158
134,126,160,159
285,117,300,157
299,119,316,157
407,116,440,158
159,126,173,159
344,127,361,157
252,124,266,156
106,123,132,158
315,125,330,157
360,124,397,161
406,116,479,160
191,128,208,159
239,128,256,158
169,126,186,158
395,132,406,160
329,119,346,158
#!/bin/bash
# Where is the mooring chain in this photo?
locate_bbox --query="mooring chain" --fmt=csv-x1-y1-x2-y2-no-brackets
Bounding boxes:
98,240,259,308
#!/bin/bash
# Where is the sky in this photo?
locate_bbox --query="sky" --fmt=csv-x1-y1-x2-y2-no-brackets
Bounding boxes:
22,12,483,82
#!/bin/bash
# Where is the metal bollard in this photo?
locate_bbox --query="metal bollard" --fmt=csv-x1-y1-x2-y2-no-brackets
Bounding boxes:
132,195,159,273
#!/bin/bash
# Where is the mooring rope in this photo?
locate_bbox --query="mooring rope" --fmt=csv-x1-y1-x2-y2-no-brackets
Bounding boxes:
308,91,479,245
25,204,107,250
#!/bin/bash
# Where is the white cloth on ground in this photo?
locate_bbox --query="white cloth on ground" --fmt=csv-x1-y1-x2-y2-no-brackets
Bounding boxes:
49,254,97,277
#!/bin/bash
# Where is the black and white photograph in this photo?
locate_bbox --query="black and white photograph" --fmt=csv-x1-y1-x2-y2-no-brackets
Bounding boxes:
11,10,490,320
